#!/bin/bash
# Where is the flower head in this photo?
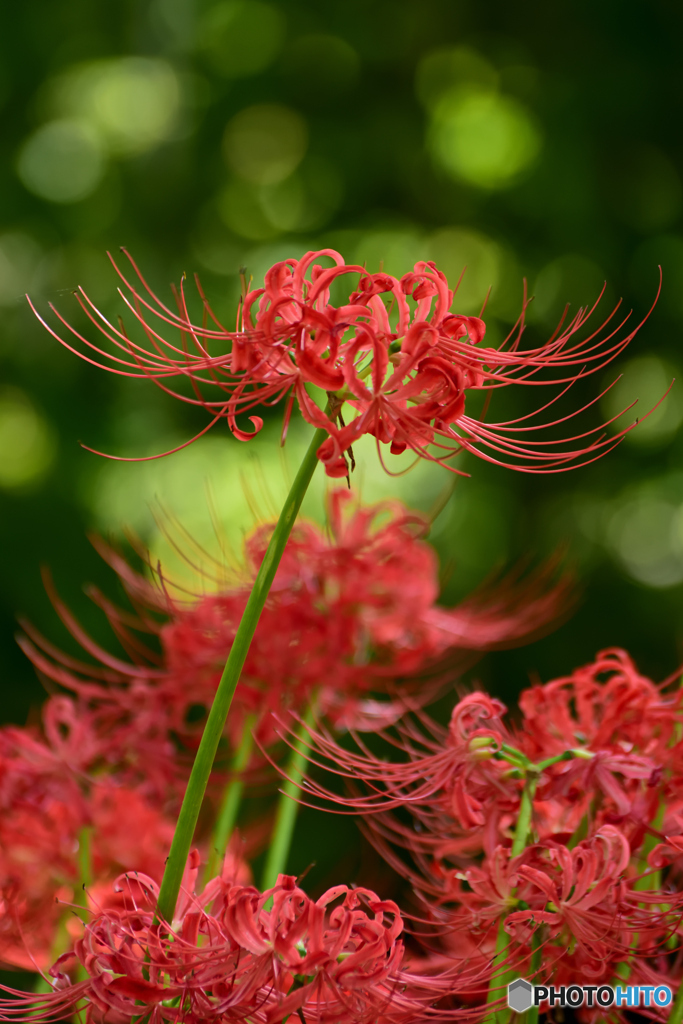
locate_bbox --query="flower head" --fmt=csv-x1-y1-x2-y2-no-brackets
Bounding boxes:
0,714,174,970
31,248,663,476
289,690,526,884
290,649,683,896
518,647,683,762
20,490,569,755
446,825,680,991
0,864,475,1024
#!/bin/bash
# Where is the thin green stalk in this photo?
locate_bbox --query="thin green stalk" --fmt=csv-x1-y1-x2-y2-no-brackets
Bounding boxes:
34,914,71,994
77,825,93,902
511,779,538,858
203,714,256,886
481,748,592,1022
615,801,667,986
525,927,543,1024
671,985,683,1024
498,743,533,769
485,777,538,1024
261,703,317,890
485,923,513,1024
34,826,93,992
156,422,327,924
74,826,92,982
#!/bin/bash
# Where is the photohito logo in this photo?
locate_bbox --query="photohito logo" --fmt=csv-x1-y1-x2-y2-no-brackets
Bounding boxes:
508,978,672,1013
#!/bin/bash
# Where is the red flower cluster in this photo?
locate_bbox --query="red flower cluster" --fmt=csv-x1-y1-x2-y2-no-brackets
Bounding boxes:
444,823,680,992
6,244,673,1024
2,489,567,977
0,702,175,970
0,862,471,1024
21,490,569,757
295,649,683,1011
30,248,661,476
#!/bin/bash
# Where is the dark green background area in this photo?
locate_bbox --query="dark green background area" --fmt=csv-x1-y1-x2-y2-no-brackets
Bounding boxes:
1,2,683,747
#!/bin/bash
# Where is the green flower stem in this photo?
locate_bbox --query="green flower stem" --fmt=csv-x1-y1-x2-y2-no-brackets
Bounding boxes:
261,703,317,890
525,927,543,1024
203,714,257,886
482,747,594,1021
491,743,590,773
671,984,683,1024
615,801,667,986
34,915,71,994
498,743,534,768
535,748,592,772
34,826,93,992
74,826,92,982
511,778,538,859
77,825,93,901
485,922,514,1024
155,421,327,925
485,776,539,1024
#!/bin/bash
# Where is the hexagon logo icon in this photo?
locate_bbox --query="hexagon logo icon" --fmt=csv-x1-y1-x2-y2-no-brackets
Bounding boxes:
508,978,533,1013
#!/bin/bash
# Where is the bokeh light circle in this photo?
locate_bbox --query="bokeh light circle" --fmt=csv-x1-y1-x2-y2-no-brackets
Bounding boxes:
0,389,56,489
198,0,285,78
427,227,501,313
608,492,683,588
428,88,542,189
83,59,180,156
223,104,308,185
50,58,182,157
16,120,104,203
602,355,682,447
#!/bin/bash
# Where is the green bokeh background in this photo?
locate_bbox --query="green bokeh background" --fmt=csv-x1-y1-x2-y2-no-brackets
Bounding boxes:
1,0,683,901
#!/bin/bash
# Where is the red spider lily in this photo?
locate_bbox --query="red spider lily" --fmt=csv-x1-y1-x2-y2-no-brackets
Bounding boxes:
440,825,682,993
648,834,683,870
284,649,683,895
38,692,179,805
0,863,486,1024
515,647,683,849
283,692,523,866
273,655,683,1016
19,490,570,757
29,247,664,476
518,647,683,763
535,748,659,818
0,713,175,971
507,827,682,978
286,691,514,823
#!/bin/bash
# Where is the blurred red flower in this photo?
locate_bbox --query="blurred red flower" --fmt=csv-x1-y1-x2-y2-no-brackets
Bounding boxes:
0,715,175,970
19,490,569,757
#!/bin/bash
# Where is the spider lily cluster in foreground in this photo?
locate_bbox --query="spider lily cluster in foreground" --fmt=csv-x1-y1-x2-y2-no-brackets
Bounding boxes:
295,654,683,1003
0,248,679,1024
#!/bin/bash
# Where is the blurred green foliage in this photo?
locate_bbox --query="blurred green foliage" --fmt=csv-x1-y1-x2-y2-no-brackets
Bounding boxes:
1,0,683,740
